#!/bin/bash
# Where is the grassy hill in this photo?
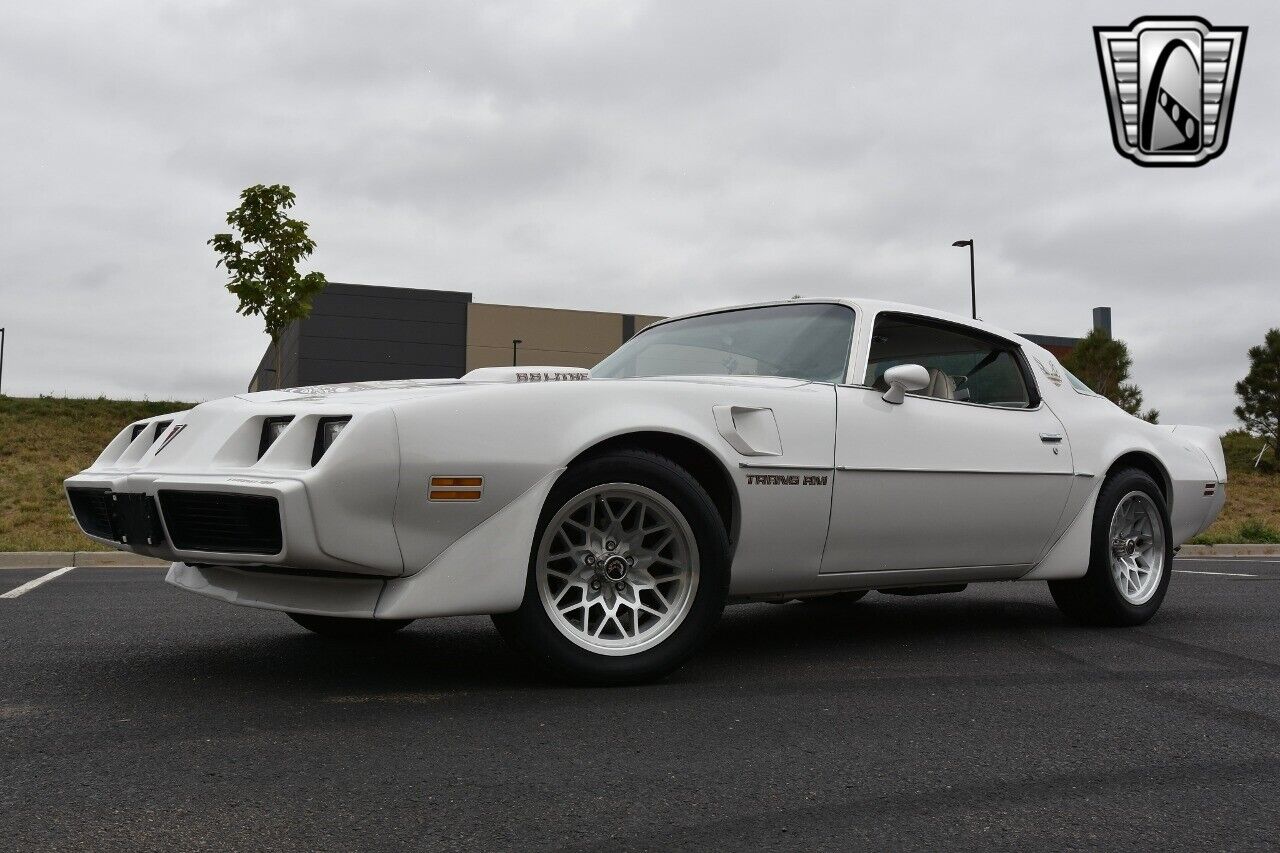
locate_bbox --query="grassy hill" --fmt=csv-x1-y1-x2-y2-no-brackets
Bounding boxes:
0,396,1276,551
1,396,193,551
1190,430,1280,544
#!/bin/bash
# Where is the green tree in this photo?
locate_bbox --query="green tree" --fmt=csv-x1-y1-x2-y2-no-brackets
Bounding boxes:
1062,328,1159,423
209,184,327,389
1234,328,1280,458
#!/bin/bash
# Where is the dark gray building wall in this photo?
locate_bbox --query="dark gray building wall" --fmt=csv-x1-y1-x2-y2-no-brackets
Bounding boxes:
1021,333,1080,358
250,320,302,390
1020,306,1111,360
249,284,471,390
299,284,470,384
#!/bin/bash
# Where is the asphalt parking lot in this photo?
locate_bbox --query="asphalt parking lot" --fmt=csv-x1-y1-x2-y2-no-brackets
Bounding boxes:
3,559,1280,852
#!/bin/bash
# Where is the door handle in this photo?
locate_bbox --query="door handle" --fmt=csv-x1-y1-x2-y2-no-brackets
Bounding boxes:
1039,433,1063,443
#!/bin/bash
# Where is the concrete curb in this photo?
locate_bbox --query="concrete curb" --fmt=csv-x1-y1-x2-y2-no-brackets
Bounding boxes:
0,551,170,568
1179,544,1280,557
0,552,73,569
2,544,1275,569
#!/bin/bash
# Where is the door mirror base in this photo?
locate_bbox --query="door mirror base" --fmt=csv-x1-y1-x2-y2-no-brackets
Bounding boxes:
881,364,931,405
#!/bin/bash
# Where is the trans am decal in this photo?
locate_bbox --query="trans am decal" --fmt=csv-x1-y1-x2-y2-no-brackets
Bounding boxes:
745,474,829,486
282,379,462,399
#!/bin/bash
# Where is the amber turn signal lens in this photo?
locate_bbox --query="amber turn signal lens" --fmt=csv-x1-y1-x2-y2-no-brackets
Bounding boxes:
429,476,483,501
429,489,483,501
430,476,483,488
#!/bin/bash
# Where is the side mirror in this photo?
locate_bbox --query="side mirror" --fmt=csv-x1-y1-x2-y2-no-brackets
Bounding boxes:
881,364,931,405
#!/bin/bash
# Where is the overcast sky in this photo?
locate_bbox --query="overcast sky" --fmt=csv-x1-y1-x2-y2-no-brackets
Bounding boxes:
1,1,1275,429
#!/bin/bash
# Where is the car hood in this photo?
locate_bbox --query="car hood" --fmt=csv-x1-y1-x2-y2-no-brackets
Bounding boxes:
236,378,475,406
236,368,809,406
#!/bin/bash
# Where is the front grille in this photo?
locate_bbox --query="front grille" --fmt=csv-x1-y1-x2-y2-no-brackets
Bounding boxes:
68,488,113,538
67,489,166,546
158,491,283,555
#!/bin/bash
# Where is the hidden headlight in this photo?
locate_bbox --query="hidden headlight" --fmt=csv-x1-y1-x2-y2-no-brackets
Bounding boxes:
312,416,351,465
258,416,294,459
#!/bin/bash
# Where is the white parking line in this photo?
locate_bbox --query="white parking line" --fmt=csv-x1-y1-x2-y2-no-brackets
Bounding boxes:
0,567,75,599
1177,557,1280,564
1174,569,1259,578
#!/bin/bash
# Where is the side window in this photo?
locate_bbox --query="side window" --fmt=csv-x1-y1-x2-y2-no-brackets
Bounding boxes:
1063,367,1098,396
864,314,1036,408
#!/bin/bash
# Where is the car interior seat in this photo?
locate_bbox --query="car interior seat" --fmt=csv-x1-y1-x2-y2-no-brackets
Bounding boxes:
922,368,956,401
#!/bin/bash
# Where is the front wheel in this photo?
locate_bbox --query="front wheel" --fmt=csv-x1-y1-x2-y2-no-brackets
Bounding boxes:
1049,468,1173,626
492,449,730,686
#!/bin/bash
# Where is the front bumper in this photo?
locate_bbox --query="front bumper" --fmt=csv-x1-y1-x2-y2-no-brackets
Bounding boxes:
166,562,386,618
160,467,564,621
64,472,402,577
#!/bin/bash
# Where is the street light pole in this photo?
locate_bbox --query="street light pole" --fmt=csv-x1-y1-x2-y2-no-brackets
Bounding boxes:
512,339,522,367
952,239,976,319
0,327,6,397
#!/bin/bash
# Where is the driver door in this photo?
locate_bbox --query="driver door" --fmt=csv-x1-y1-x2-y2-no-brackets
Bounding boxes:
820,313,1073,575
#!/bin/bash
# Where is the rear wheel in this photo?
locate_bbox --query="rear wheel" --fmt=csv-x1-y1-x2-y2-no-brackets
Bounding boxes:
287,612,413,638
1049,468,1172,626
492,449,730,686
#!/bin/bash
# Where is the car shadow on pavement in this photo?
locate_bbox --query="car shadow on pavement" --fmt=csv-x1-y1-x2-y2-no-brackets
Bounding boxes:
79,590,1117,705
136,618,537,696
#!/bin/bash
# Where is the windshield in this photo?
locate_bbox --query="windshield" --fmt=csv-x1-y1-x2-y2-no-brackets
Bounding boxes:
592,303,855,383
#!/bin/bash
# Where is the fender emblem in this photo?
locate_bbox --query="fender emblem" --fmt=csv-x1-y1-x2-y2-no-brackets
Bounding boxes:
1034,357,1064,386
154,424,187,455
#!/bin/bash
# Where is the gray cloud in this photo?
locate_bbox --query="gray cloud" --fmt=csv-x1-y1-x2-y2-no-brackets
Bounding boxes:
0,0,1275,431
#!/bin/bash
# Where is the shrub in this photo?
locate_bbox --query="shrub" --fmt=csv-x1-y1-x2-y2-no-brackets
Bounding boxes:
1237,518,1280,544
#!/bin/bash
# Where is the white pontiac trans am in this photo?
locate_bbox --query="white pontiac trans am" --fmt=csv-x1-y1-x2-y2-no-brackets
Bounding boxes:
65,299,1227,684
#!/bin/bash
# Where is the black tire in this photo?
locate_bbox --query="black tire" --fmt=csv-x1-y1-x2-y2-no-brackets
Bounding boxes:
287,612,413,638
1048,468,1173,626
801,590,869,605
492,449,731,686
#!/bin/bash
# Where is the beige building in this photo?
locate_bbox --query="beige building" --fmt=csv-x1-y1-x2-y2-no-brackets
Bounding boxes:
465,302,664,372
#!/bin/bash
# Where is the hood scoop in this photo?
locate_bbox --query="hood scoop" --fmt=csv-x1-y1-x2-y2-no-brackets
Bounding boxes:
461,366,591,384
